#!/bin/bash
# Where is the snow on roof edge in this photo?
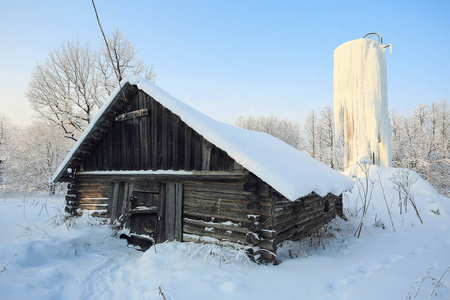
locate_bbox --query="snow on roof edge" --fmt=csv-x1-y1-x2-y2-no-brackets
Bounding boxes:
51,81,128,182
53,76,354,200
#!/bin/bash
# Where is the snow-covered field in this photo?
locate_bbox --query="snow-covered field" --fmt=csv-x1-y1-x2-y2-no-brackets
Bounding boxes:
1,167,449,300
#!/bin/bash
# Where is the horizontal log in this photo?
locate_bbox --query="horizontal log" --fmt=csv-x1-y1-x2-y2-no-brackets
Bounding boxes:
275,214,335,243
76,187,110,194
247,214,261,222
246,232,260,246
184,181,249,195
65,194,77,201
259,229,277,239
184,190,248,202
244,173,258,184
256,184,271,197
273,206,330,233
247,193,262,203
76,173,245,183
297,214,335,238
78,192,109,199
248,221,262,232
247,202,261,210
76,180,110,187
243,182,258,192
259,238,277,251
184,197,272,216
183,218,248,234
79,198,109,204
79,204,108,211
182,223,247,245
182,234,246,249
183,206,251,224
66,189,78,195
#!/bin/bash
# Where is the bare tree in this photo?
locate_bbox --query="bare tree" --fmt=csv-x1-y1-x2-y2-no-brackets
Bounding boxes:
98,28,157,96
26,40,103,140
304,110,318,159
26,29,156,141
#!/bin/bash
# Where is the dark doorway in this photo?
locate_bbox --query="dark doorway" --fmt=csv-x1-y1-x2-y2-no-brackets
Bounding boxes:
109,181,183,249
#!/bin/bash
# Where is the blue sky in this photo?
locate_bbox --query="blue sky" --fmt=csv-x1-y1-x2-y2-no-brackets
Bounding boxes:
1,0,449,126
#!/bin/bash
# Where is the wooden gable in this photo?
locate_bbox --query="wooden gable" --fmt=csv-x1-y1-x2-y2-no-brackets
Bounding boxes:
74,89,235,176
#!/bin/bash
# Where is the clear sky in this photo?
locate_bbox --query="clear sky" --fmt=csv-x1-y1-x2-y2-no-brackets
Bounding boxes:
1,0,449,126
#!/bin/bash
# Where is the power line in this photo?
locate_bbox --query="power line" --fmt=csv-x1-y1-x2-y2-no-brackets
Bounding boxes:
91,0,127,100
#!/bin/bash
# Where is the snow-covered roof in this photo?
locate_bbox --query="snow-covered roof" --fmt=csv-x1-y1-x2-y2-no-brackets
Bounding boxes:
53,76,353,200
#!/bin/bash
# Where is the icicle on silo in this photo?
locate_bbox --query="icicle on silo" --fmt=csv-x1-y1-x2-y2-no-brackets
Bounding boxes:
334,34,392,170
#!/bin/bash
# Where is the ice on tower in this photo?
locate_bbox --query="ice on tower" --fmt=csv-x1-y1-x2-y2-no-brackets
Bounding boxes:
334,36,392,169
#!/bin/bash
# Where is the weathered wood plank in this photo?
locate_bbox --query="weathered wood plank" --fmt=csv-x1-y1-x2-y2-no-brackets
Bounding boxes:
79,204,108,210
194,133,202,170
172,117,179,170
157,184,166,243
156,103,163,169
201,139,212,170
109,182,120,221
184,190,248,202
183,181,248,195
165,183,176,241
79,198,109,204
184,126,192,170
151,97,158,169
140,93,149,170
182,223,246,245
120,119,127,170
133,98,141,170
175,183,183,242
183,206,250,224
162,107,168,169
183,217,248,234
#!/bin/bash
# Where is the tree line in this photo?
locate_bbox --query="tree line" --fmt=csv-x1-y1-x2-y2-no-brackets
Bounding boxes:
0,29,154,194
0,28,448,197
236,99,449,196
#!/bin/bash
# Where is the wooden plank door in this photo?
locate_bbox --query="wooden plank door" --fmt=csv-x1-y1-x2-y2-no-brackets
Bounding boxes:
109,182,133,224
129,191,159,241
109,181,183,246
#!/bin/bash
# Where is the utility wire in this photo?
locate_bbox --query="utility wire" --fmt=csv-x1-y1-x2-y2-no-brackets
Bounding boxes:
91,0,127,101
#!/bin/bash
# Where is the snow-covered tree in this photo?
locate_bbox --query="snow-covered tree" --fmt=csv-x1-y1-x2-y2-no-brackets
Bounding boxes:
26,29,156,141
5,120,70,194
235,114,303,149
0,114,12,190
304,110,319,159
391,99,450,196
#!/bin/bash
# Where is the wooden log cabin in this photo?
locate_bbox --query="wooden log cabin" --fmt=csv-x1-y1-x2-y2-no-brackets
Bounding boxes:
53,76,354,262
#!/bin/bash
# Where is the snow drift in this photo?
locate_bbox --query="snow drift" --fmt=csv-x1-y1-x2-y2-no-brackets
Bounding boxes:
2,167,450,299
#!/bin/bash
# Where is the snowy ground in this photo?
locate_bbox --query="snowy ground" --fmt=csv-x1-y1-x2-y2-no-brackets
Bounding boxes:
0,167,449,300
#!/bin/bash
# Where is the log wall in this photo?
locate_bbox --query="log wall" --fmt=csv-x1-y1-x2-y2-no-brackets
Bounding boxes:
181,174,277,258
82,91,235,172
270,192,339,244
76,176,110,212
70,173,342,262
